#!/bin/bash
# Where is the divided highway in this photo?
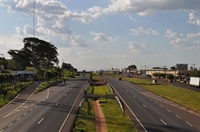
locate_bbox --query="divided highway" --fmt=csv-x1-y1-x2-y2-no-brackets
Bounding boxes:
0,78,88,132
106,78,200,132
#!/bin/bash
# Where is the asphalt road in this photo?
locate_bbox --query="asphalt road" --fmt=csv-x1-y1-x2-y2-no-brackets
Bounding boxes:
106,78,200,132
0,78,88,132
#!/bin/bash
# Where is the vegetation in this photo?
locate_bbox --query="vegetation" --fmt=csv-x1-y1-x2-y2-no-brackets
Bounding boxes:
0,81,32,107
73,98,96,132
73,77,137,132
8,37,59,70
123,77,200,113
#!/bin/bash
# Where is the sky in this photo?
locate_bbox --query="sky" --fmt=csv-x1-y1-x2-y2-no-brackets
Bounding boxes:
0,0,200,71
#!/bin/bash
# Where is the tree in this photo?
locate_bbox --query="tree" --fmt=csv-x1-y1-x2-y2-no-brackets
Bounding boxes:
152,67,162,69
127,65,137,69
190,68,200,77
8,37,59,70
170,66,176,70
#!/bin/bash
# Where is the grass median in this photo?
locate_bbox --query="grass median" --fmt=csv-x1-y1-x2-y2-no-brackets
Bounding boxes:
73,80,137,132
123,77,200,113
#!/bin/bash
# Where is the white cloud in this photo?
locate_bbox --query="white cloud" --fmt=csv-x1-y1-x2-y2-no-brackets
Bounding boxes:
128,41,154,54
129,15,136,21
70,35,88,47
88,0,199,16
187,32,200,38
169,38,200,50
165,30,185,38
165,29,200,50
188,12,200,26
90,31,118,42
130,27,159,35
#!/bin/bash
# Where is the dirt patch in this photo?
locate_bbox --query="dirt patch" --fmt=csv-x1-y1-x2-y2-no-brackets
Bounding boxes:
93,100,108,132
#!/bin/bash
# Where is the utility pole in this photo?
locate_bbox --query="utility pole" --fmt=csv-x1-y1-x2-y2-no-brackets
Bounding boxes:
192,63,195,69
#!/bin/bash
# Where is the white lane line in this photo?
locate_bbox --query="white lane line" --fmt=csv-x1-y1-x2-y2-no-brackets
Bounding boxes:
46,89,49,99
30,109,33,111
186,121,193,126
24,113,27,116
160,119,167,125
175,115,182,119
160,105,163,108
17,117,21,121
55,102,59,106
65,94,67,96
8,123,13,127
166,109,171,113
0,129,4,132
132,96,135,98
37,118,44,124
143,104,147,108
126,90,128,92
154,101,157,104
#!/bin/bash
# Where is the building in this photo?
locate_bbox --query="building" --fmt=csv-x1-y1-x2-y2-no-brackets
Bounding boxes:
11,71,37,81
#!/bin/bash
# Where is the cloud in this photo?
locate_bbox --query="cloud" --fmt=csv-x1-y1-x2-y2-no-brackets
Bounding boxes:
128,41,154,54
130,27,159,35
165,29,200,50
164,30,185,38
169,38,200,50
88,0,199,16
129,15,136,21
188,12,200,26
70,35,88,47
90,31,118,42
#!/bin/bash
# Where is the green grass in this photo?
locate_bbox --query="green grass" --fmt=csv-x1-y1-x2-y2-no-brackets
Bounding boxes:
123,77,200,113
101,99,137,132
0,82,33,107
93,85,112,95
73,98,95,132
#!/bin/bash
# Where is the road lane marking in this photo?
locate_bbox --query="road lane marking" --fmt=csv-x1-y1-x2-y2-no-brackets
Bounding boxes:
160,105,163,108
160,119,167,125
166,109,171,113
0,129,4,132
17,117,21,121
24,113,27,116
132,96,135,98
186,121,193,126
154,101,157,104
65,94,67,96
37,118,44,124
56,102,59,106
175,115,182,119
46,89,49,99
143,104,147,108
8,123,13,127
126,90,128,92
30,109,33,111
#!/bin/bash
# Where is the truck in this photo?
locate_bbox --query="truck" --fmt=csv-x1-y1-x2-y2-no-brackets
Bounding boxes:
189,77,200,87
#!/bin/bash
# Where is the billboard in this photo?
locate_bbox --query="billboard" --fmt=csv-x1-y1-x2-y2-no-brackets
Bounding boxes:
176,64,188,70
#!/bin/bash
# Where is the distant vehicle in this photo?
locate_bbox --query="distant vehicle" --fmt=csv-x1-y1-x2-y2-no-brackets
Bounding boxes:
189,77,200,87
119,77,122,80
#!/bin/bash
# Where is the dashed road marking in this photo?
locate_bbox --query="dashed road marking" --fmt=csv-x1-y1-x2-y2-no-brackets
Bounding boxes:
65,94,67,96
38,118,44,124
24,113,27,116
143,104,147,108
133,96,135,98
17,117,21,121
175,115,182,119
8,123,13,127
186,121,193,127
0,129,4,132
160,105,163,108
30,109,33,111
56,102,59,106
160,119,167,125
166,109,171,113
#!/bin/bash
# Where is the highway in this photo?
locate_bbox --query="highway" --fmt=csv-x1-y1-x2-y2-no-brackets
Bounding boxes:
0,78,88,132
106,78,200,132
